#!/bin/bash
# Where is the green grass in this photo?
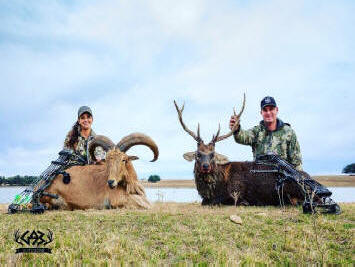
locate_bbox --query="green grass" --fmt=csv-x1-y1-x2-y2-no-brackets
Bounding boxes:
0,203,354,265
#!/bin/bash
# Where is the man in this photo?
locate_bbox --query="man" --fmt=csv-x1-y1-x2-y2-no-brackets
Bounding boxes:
229,96,303,170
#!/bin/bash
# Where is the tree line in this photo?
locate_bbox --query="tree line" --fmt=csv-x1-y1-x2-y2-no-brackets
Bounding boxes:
0,175,38,186
0,174,161,186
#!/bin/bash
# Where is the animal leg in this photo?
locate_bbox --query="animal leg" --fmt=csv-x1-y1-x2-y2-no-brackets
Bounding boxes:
239,200,250,206
201,198,211,205
47,195,69,210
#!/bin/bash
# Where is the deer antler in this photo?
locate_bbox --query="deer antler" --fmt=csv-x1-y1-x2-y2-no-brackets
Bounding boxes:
211,123,221,143
174,100,202,143
233,92,246,118
211,93,246,143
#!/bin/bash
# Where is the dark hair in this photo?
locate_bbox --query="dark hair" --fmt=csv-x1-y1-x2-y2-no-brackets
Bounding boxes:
65,121,80,149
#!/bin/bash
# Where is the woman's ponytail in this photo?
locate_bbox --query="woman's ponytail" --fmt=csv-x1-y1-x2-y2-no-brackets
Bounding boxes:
65,121,80,149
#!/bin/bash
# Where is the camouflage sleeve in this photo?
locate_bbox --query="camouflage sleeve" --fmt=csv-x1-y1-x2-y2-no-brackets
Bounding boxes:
233,125,257,146
63,131,71,149
288,130,303,171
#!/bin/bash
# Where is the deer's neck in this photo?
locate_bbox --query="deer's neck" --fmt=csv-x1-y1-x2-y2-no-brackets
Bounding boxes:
194,163,224,181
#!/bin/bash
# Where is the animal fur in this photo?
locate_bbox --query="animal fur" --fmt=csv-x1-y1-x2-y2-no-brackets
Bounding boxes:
41,163,151,210
195,161,307,206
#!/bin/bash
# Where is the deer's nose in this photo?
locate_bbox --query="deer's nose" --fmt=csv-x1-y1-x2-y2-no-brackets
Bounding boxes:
202,163,209,169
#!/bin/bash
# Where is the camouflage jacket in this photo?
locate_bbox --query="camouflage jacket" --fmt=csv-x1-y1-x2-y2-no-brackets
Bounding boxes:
63,129,105,164
233,119,303,170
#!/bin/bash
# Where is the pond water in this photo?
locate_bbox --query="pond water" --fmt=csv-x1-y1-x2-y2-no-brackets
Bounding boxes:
0,186,354,204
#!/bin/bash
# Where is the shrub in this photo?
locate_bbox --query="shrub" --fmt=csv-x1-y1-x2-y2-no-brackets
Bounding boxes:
342,163,355,174
148,175,161,183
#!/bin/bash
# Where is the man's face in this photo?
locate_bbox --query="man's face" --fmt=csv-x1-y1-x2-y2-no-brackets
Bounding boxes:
261,105,278,124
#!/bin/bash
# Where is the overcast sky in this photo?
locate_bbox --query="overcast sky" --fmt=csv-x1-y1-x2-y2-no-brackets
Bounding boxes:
0,0,354,179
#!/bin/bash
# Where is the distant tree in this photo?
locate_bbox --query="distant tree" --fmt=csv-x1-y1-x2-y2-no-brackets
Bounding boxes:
11,175,22,185
23,176,38,185
148,175,161,183
342,163,355,174
1,175,38,186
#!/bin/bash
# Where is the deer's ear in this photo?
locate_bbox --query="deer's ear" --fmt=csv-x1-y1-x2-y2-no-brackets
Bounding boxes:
215,153,229,164
183,152,195,162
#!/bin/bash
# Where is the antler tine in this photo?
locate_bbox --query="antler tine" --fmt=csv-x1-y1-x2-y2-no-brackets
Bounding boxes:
197,123,201,140
181,102,185,113
232,93,245,117
174,100,202,143
211,123,221,144
237,93,246,118
213,93,246,143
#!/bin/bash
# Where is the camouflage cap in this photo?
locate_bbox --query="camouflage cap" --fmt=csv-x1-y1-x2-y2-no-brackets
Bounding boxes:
78,106,93,118
260,96,277,109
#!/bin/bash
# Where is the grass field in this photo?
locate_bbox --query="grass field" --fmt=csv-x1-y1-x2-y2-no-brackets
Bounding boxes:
142,175,355,188
0,203,353,265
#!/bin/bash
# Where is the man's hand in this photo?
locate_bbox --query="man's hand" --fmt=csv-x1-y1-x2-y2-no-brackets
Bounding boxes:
229,115,238,130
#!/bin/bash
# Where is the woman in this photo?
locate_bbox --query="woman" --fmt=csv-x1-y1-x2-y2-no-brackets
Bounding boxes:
64,106,105,164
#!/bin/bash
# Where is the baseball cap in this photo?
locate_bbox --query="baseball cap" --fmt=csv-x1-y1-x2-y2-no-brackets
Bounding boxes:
78,106,93,118
260,96,277,109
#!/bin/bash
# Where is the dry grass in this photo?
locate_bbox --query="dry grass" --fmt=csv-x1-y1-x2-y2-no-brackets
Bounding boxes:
141,179,195,188
143,175,355,188
0,203,353,265
312,175,355,187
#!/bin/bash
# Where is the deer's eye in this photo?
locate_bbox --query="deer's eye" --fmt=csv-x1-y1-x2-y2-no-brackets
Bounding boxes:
210,152,214,158
196,152,201,158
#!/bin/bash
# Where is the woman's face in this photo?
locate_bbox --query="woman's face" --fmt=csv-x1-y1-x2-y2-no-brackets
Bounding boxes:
78,113,93,131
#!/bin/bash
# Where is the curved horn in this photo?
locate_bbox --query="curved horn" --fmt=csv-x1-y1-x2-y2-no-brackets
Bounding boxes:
88,135,115,161
116,133,159,162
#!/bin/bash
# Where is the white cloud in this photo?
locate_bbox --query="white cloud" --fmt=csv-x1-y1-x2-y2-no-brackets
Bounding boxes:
0,146,58,176
0,0,354,177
